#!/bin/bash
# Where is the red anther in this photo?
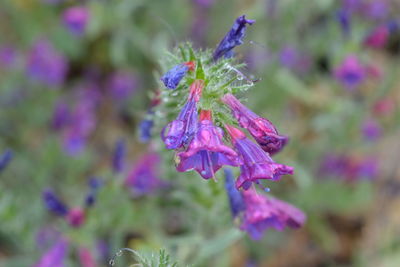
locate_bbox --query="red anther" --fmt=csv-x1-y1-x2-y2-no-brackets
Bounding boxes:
200,110,212,121
188,80,204,102
225,124,246,141
184,61,196,71
150,90,161,107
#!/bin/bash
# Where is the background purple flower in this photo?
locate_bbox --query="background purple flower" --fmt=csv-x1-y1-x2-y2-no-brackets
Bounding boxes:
33,238,69,267
112,139,126,173
62,6,90,36
51,102,71,131
107,71,137,100
42,189,69,216
125,153,165,196
361,119,382,141
0,46,17,67
0,149,13,173
26,39,68,87
334,55,366,90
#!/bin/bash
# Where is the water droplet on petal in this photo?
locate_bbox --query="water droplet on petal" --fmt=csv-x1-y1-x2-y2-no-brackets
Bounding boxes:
116,250,123,256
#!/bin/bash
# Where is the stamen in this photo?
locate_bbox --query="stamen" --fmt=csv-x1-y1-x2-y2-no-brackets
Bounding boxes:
226,64,260,84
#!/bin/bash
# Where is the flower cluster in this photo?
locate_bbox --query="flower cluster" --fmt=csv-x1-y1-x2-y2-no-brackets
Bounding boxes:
153,15,304,239
158,15,293,191
42,177,103,228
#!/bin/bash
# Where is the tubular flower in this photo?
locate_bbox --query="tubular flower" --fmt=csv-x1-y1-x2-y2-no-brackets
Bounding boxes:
334,55,366,90
240,188,306,240
112,139,126,173
124,153,165,196
84,177,103,207
222,94,288,155
42,189,69,216
78,247,97,267
26,39,68,87
161,80,204,149
176,110,241,179
361,119,382,142
213,15,255,61
66,207,85,228
161,61,195,89
107,71,137,100
62,6,90,36
139,110,155,143
33,238,69,267
224,168,245,218
226,125,293,190
364,25,389,49
0,149,13,173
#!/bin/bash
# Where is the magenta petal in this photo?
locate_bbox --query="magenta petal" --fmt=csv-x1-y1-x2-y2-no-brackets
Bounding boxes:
233,136,293,190
176,120,240,179
240,189,306,240
222,94,287,154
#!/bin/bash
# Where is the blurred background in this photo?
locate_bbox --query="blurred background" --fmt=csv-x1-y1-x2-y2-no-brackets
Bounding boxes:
1,0,400,266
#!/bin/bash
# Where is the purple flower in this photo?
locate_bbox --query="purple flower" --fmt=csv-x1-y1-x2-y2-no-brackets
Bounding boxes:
125,153,165,196
26,39,68,87
319,153,379,182
319,154,349,178
112,139,126,173
361,119,382,141
139,110,154,143
161,80,204,149
78,247,97,267
341,0,363,12
33,238,69,267
66,207,85,228
51,102,71,131
61,92,97,156
161,62,194,89
193,0,215,8
224,168,245,218
213,15,255,61
0,149,13,173
357,157,378,180
35,227,60,251
334,55,366,90
62,6,90,36
222,94,288,155
85,177,102,207
176,110,240,179
364,25,389,49
0,46,17,67
96,240,110,263
42,189,69,216
107,71,137,100
279,46,311,75
363,0,388,20
240,188,306,240
336,9,351,36
225,125,293,190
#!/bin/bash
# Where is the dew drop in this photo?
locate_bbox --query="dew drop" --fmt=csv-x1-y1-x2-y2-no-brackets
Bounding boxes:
264,187,271,192
116,250,123,257
201,170,207,175
109,259,115,266
237,75,243,81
